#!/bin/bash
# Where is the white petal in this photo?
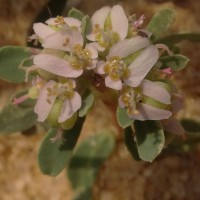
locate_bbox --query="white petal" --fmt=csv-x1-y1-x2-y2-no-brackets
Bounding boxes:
105,76,122,90
46,17,81,28
162,117,185,136
111,5,128,40
141,80,171,104
34,80,57,122
86,59,97,70
118,95,126,108
125,45,159,87
34,54,83,78
91,6,111,29
129,103,172,120
95,61,106,74
85,43,98,59
58,92,81,122
43,30,83,51
108,36,150,59
33,23,55,40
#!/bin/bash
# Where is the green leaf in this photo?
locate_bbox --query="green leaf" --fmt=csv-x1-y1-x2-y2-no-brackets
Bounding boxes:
160,54,189,71
81,15,91,42
68,132,115,199
79,89,94,117
147,9,176,40
0,104,37,134
0,46,31,83
116,106,134,128
124,127,140,161
181,119,200,133
154,33,200,45
38,117,85,176
134,120,165,162
68,8,84,20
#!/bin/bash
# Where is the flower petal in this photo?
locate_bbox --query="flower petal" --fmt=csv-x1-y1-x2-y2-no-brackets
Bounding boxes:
118,95,126,108
43,30,83,51
95,61,106,74
34,80,57,122
34,54,83,78
85,43,98,59
58,92,81,122
86,59,97,70
108,36,150,59
33,23,55,40
141,80,171,104
46,17,81,29
91,6,111,29
111,5,128,40
125,45,159,87
162,117,185,136
129,103,172,120
105,76,122,90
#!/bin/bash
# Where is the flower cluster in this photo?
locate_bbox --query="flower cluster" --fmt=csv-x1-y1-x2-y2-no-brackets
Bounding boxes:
16,5,185,140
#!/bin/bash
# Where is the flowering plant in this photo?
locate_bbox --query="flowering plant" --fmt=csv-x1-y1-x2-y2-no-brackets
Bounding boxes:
1,4,198,198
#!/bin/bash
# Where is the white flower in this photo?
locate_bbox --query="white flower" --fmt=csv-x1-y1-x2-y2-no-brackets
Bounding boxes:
96,36,159,90
34,79,81,123
87,5,129,50
118,80,172,120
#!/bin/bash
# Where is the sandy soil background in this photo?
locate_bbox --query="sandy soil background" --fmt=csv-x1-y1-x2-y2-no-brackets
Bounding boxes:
0,0,200,200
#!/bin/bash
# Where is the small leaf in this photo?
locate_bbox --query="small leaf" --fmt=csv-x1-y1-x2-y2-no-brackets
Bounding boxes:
68,8,84,20
0,46,31,83
38,117,85,176
79,89,94,117
154,33,200,45
160,54,189,71
68,132,115,199
181,119,200,133
134,120,165,162
124,127,140,161
147,9,176,40
81,15,91,42
0,104,37,134
116,106,134,128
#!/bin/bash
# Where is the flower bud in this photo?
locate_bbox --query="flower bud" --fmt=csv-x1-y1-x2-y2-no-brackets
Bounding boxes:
60,112,78,130
47,100,63,127
28,86,39,99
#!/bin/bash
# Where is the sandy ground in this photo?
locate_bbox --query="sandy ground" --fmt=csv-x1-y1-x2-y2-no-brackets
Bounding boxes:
1,0,200,200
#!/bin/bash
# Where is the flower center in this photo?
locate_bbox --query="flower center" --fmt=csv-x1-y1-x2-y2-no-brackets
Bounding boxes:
121,87,142,114
46,79,75,104
69,45,92,70
104,56,130,80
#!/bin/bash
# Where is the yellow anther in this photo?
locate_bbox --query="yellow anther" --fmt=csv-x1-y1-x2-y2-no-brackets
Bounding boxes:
54,16,65,25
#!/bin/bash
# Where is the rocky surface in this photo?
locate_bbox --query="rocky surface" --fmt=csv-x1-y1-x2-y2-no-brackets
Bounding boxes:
0,0,200,200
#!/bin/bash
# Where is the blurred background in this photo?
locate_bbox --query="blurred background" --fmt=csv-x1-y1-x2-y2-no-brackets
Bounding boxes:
0,0,200,199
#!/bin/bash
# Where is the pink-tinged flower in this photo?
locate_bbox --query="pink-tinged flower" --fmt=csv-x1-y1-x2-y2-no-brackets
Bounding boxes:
32,16,81,41
118,80,172,120
34,79,81,123
33,41,98,78
87,5,129,50
96,36,158,90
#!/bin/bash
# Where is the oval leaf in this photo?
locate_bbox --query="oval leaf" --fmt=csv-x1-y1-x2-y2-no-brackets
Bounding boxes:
147,9,176,40
0,104,37,134
116,106,134,128
68,132,115,199
68,8,84,20
0,46,31,83
160,54,189,71
38,117,85,176
124,127,140,161
154,33,200,45
134,120,165,162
